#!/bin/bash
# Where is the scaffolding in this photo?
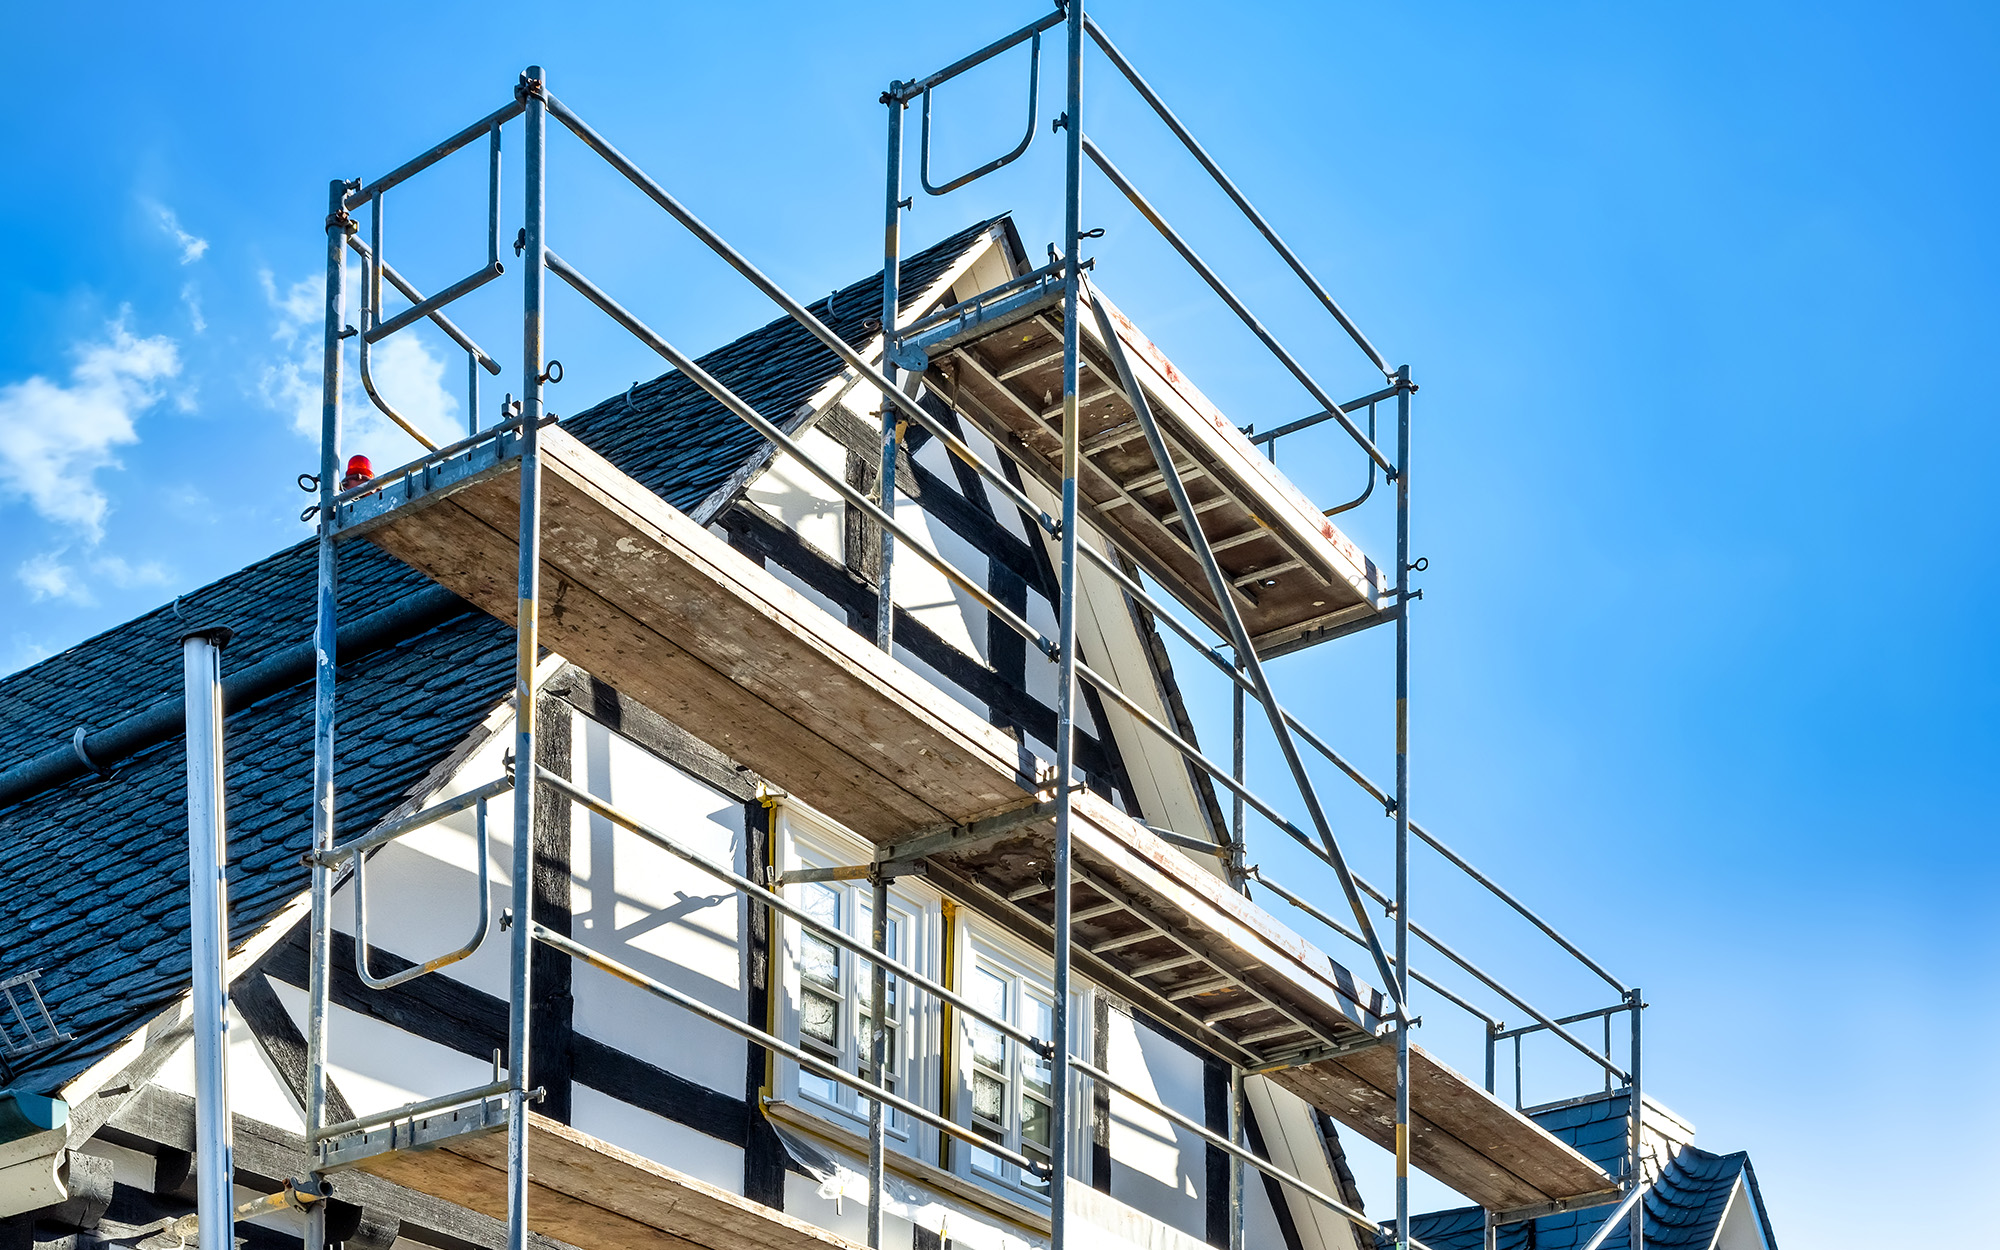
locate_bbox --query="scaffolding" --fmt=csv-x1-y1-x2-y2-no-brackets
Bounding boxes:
298,10,1649,1250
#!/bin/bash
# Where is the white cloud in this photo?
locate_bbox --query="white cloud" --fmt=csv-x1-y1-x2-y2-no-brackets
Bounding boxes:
14,549,172,606
17,551,88,603
150,201,209,264
257,267,459,450
180,281,206,333
0,316,180,542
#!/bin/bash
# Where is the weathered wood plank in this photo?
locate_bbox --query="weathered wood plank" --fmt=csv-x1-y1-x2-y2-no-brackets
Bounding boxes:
1267,1045,1616,1212
358,1114,863,1250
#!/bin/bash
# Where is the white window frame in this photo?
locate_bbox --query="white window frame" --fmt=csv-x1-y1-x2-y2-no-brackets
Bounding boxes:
949,918,1092,1205
773,803,944,1163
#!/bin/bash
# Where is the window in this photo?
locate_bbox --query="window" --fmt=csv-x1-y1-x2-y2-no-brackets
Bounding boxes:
794,875,909,1117
774,808,942,1153
952,931,1089,1201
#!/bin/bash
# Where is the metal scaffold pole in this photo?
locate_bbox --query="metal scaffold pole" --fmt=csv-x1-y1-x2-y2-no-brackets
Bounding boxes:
1048,2,1085,1245
876,86,904,655
506,63,549,1250
304,176,351,1250
1393,364,1413,1250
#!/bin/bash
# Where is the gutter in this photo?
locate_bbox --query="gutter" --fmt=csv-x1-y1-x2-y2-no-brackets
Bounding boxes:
0,585,470,813
0,1094,68,1219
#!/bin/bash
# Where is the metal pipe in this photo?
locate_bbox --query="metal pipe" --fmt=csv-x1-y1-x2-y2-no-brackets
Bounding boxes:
1230,658,1246,891
542,91,1055,536
357,196,443,451
1048,8,1085,1243
1628,988,1645,1250
1068,1056,1430,1250
877,90,903,654
1393,366,1412,1250
532,767,1049,1053
345,98,525,209
318,775,513,864
532,924,1049,1176
1577,1181,1648,1250
1489,1001,1632,1043
365,260,505,343
1082,138,1392,475
918,30,1039,196
1246,869,1495,1026
890,6,1068,101
1082,16,1391,379
1077,558,1625,999
313,1080,513,1144
488,121,503,268
544,250,1052,653
1227,1066,1245,1250
504,65,547,1250
866,876,889,1248
345,236,501,374
304,177,350,1250
1084,276,1403,1017
181,627,234,1250
1248,384,1404,447
353,796,493,991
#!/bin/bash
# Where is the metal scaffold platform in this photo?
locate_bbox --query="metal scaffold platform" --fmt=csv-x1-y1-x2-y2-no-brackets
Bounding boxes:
294,11,1656,1250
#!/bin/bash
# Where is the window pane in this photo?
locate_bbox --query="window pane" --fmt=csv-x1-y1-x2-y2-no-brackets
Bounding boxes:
802,882,840,928
802,989,839,1047
969,1020,1005,1072
1022,1048,1051,1098
801,932,840,991
972,1070,1006,1124
971,965,1008,1020
1021,1095,1050,1147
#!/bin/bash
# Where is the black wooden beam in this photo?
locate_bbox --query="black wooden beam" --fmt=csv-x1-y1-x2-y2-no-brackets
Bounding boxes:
530,693,575,1124
233,968,356,1126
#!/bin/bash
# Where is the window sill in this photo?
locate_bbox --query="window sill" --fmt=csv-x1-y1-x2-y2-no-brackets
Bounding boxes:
762,1098,1052,1237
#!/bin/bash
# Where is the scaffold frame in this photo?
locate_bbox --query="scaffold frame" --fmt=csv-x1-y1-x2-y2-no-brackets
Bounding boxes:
300,11,1649,1250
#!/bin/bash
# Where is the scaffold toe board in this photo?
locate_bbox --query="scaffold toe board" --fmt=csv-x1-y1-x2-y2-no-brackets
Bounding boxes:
1268,1043,1620,1213
911,281,1390,658
356,1112,864,1250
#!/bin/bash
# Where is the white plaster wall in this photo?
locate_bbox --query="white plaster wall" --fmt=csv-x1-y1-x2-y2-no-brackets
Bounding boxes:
571,1084,742,1194
1104,1012,1206,1237
151,1005,303,1135
268,978,492,1123
570,713,746,1098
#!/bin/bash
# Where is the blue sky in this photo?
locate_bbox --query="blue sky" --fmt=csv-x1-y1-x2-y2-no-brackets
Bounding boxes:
3,1,1995,1242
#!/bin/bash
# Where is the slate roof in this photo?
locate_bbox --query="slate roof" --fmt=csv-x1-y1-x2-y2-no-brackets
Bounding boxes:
1384,1147,1777,1250
0,217,1007,1100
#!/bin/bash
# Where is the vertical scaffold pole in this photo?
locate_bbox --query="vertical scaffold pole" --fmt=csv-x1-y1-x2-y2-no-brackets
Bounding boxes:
1629,989,1645,1250
506,64,549,1250
304,177,351,1250
866,876,891,1247
1227,1066,1245,1250
1048,3,1085,1246
1393,364,1413,1250
1230,661,1246,890
875,87,905,654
